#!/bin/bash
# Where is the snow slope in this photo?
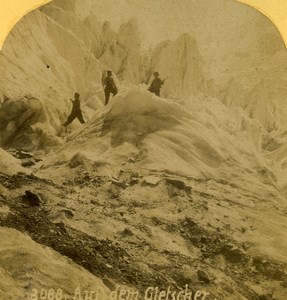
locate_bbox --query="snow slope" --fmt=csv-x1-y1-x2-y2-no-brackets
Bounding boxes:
0,0,286,192
37,87,282,198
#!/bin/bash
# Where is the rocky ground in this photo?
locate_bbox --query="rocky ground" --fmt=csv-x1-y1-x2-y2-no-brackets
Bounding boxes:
1,151,287,300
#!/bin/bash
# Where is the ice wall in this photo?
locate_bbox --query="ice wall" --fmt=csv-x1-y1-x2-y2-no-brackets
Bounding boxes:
147,33,204,101
0,7,105,148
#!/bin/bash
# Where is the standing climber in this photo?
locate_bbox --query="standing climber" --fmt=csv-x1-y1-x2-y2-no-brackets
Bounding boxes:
103,70,118,105
148,72,165,97
62,92,85,126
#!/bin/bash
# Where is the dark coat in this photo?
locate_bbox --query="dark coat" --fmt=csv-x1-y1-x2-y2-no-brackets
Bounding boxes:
71,98,81,112
148,78,164,96
104,76,117,93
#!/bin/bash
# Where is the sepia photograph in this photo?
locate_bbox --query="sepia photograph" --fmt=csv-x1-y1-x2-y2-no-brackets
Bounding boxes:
0,0,287,299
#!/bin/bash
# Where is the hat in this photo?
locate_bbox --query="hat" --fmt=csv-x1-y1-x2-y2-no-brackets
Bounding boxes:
153,72,159,76
74,92,80,97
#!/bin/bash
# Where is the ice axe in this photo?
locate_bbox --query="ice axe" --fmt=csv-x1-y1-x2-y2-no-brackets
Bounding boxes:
148,77,168,90
157,77,169,86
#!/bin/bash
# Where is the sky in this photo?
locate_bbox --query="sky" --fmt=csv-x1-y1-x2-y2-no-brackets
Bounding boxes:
239,0,287,44
0,0,286,49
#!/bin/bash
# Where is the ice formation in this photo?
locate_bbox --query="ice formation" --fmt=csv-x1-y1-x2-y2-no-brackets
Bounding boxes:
1,1,287,298
0,0,286,191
